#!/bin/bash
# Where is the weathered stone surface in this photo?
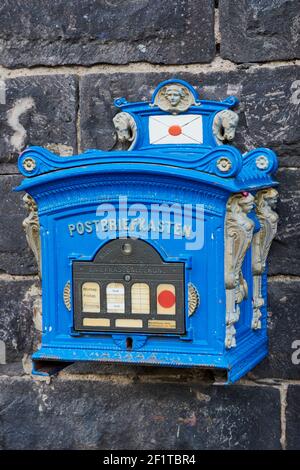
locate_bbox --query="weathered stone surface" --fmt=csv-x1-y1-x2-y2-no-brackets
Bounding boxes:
286,385,300,449
0,75,78,164
80,66,300,165
0,0,215,67
0,278,39,363
0,375,281,449
0,362,24,377
0,163,18,175
238,66,300,167
220,0,300,63
0,175,37,275
250,279,300,380
268,169,300,276
60,361,216,383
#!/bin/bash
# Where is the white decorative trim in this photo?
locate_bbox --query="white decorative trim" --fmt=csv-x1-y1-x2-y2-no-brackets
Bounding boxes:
256,155,269,170
22,194,41,278
252,188,278,329
154,83,196,114
216,157,232,172
225,192,255,348
63,281,71,311
22,157,36,172
213,109,239,145
188,283,200,316
113,112,137,150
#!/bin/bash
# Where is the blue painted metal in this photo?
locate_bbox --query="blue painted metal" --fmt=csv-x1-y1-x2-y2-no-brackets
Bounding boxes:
15,79,278,383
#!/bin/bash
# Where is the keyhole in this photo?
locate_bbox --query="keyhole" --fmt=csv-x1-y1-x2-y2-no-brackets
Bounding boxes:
126,337,133,350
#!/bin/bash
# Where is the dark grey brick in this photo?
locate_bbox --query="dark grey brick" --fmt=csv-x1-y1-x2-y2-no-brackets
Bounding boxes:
0,278,39,363
0,175,37,275
0,0,215,67
238,66,300,167
220,0,300,63
0,362,25,377
268,169,300,276
0,376,281,449
0,75,78,164
80,66,300,165
286,385,300,449
251,280,300,380
0,163,18,175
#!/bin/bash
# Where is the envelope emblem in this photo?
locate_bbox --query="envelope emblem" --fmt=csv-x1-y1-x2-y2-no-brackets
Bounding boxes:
149,114,203,145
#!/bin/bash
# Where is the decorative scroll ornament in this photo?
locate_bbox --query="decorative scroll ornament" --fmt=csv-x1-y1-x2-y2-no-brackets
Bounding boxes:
22,157,36,172
225,192,255,348
251,188,279,330
188,283,200,317
213,109,239,145
63,281,71,311
256,155,269,170
216,157,232,173
113,112,137,150
22,194,41,278
153,83,196,114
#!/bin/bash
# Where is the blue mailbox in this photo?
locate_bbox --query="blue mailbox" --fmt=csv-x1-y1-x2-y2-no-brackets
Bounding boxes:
16,79,279,383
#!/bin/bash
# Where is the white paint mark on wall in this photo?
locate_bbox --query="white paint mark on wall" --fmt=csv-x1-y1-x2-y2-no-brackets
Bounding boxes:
0,80,6,104
204,85,217,94
45,143,73,156
22,353,32,374
290,80,300,105
36,387,51,412
22,283,42,332
0,340,6,364
7,97,35,151
137,44,147,53
227,84,242,96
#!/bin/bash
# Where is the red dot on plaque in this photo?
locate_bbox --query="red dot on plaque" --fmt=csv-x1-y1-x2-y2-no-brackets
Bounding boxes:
168,125,182,136
158,290,176,308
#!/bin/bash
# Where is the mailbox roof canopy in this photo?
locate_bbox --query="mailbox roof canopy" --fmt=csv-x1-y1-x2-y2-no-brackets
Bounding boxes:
16,79,278,193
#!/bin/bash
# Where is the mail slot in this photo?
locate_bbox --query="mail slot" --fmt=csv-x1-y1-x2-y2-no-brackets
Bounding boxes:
73,238,185,335
16,79,279,383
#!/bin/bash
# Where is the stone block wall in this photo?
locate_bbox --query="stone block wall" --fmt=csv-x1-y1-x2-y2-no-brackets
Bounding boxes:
0,0,299,450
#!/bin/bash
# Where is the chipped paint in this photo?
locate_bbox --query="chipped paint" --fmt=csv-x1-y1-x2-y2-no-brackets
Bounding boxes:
7,97,35,151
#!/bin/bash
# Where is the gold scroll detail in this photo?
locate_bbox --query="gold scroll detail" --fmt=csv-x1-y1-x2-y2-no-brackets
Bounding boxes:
188,282,200,317
252,188,279,330
225,193,255,348
63,281,71,311
22,194,41,278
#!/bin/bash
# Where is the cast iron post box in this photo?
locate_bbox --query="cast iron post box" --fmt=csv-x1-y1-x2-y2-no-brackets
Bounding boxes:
16,79,279,383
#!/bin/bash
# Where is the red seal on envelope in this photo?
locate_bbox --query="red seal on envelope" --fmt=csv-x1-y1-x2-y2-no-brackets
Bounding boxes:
149,115,203,145
168,125,182,136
